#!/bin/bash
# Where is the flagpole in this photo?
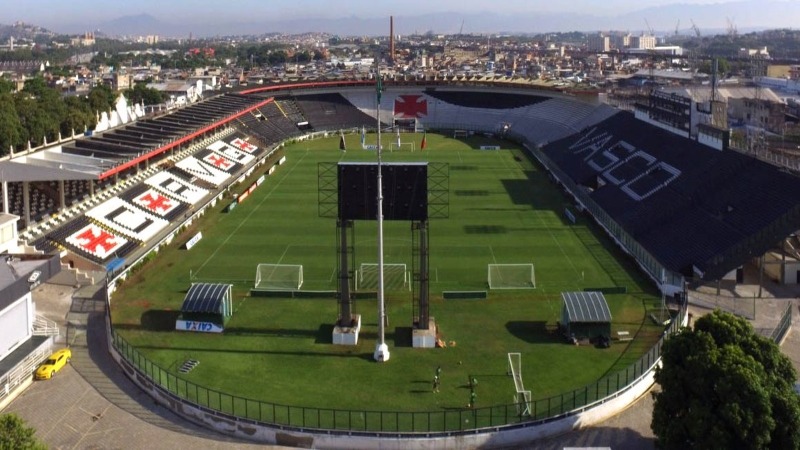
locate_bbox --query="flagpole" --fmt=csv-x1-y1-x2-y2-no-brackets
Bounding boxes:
374,68,390,363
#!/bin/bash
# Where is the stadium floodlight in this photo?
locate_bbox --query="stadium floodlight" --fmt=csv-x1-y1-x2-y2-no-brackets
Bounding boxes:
254,264,303,290
488,264,535,289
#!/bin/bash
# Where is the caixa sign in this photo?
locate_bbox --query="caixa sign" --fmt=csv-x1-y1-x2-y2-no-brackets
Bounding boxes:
175,320,223,333
185,232,203,250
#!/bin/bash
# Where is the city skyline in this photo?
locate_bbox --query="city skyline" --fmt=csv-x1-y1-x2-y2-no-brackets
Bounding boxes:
7,0,798,36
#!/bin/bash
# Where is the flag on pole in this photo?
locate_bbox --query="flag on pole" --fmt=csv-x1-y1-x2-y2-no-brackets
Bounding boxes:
339,133,346,151
376,73,383,104
420,131,427,150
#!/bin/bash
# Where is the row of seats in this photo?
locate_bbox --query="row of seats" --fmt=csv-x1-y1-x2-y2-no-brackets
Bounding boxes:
295,94,379,131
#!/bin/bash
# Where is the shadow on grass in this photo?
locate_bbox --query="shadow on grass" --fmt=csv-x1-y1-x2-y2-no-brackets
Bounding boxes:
140,310,182,331
315,324,334,344
505,320,559,344
393,327,413,347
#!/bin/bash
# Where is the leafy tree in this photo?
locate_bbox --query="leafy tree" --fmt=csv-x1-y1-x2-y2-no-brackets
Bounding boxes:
15,95,51,147
63,95,96,135
0,413,46,450
125,83,166,106
652,310,800,449
88,84,115,114
21,77,49,96
0,93,24,155
0,77,14,94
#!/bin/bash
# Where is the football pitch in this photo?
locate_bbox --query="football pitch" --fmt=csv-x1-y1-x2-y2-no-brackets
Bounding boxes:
111,132,663,414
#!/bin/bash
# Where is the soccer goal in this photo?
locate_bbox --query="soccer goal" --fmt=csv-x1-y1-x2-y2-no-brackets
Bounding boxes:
453,130,469,138
508,352,531,416
389,142,416,152
254,264,303,290
356,263,409,291
488,264,536,289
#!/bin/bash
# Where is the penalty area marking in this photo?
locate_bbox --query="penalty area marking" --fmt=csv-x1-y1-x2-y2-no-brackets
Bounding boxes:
192,150,309,278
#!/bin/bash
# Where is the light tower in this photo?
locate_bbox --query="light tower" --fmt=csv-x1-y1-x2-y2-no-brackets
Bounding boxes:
373,71,390,362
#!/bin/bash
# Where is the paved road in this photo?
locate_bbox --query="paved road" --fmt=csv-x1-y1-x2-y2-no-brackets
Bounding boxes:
4,282,797,449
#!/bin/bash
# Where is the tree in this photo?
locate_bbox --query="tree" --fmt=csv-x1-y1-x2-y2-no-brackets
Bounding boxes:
0,413,46,450
63,95,96,135
652,310,800,449
88,84,115,114
124,83,166,106
0,93,24,155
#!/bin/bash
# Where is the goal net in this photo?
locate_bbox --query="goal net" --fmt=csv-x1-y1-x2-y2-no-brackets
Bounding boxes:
508,353,531,416
356,263,409,291
453,130,469,138
254,264,303,290
488,264,535,289
389,142,416,152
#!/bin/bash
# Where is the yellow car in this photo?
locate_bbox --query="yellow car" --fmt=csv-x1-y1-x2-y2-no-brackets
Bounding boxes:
35,348,71,380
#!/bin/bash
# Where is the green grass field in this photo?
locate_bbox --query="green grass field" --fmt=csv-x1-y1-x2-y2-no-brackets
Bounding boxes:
111,132,663,414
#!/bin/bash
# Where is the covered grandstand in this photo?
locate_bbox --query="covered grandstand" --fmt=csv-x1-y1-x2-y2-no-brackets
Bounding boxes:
536,111,800,286
1,79,798,297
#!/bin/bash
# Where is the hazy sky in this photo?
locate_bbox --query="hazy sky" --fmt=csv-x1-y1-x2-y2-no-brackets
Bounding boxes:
7,0,790,35
13,0,733,23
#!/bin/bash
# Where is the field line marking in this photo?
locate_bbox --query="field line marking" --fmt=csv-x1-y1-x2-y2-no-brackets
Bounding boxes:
275,245,291,265
193,150,309,277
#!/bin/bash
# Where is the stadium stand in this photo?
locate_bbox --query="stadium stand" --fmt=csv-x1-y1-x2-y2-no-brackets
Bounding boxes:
294,93,384,131
540,111,800,280
424,90,550,109
273,98,307,124
7,81,798,293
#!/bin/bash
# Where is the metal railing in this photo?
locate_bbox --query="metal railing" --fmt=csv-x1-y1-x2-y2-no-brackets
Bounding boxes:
770,304,793,343
32,314,61,337
0,337,54,405
109,302,686,434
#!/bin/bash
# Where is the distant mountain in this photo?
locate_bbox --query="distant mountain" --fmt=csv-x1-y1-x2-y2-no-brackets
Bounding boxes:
37,1,800,37
97,13,166,36
615,1,800,35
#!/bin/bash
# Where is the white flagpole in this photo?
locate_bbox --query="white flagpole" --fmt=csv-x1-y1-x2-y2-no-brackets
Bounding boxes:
374,69,390,363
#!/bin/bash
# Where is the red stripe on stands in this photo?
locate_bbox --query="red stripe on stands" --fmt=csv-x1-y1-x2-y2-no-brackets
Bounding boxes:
238,80,374,95
98,98,275,180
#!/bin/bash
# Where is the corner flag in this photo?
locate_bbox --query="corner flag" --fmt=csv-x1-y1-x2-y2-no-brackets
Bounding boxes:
420,132,427,150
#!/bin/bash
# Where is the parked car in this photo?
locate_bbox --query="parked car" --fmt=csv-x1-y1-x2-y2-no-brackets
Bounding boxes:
35,348,71,380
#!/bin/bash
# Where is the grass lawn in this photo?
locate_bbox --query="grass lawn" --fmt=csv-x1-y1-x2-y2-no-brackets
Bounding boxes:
111,132,663,416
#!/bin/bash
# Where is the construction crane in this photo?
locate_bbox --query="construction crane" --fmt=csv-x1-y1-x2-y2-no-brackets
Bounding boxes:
690,19,701,38
643,19,656,87
726,17,738,38
675,19,680,37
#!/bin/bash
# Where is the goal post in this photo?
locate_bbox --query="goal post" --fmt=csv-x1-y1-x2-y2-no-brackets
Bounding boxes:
515,390,532,417
356,263,409,291
508,352,531,416
254,264,303,290
507,352,524,392
488,264,536,289
388,142,416,152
